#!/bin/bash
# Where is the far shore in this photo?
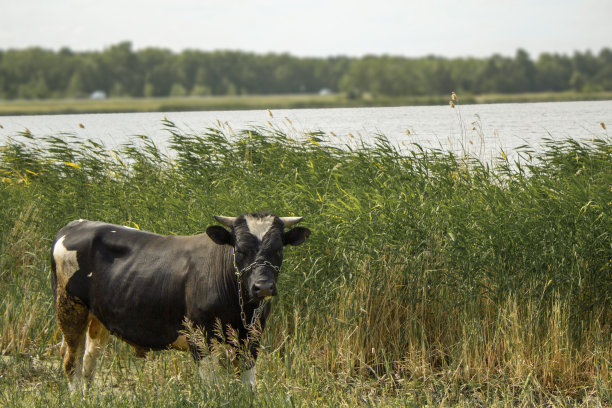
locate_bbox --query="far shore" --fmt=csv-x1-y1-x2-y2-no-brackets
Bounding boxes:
1,91,611,116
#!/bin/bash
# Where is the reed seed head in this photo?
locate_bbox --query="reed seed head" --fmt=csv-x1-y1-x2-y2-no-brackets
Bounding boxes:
449,101,455,108
600,122,606,130
451,92,458,101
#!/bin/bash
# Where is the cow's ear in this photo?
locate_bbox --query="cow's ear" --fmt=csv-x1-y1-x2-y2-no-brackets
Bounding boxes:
283,227,311,246
206,226,234,246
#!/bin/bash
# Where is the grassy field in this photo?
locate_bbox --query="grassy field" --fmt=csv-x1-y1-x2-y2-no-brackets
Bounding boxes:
0,112,610,406
1,90,611,115
0,94,450,116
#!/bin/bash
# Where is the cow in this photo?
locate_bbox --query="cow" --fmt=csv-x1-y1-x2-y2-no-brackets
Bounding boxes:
50,212,311,392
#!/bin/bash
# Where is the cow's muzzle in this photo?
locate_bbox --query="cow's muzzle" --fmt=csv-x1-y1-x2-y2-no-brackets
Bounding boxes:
252,279,277,299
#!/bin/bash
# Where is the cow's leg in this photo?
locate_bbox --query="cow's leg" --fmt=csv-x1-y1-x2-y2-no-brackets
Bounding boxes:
56,293,89,393
60,337,67,358
132,346,149,358
240,366,257,387
238,339,259,388
82,315,110,390
187,330,222,386
237,355,258,388
198,354,221,385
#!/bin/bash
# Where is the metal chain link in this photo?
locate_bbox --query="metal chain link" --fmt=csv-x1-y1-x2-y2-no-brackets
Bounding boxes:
233,249,280,330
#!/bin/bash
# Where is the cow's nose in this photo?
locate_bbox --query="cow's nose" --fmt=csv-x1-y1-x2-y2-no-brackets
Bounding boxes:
252,280,277,298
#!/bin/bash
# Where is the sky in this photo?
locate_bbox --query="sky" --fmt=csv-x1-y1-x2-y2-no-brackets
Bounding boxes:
1,0,611,59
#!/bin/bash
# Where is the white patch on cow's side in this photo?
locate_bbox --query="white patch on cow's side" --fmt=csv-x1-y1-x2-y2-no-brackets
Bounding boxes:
110,230,116,233
241,366,257,388
53,236,80,285
245,215,275,241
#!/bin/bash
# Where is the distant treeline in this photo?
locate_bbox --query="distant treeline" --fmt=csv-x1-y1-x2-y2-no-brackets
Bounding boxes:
1,42,611,99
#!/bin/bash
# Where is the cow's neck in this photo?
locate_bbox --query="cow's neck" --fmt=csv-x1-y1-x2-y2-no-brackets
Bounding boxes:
217,245,240,306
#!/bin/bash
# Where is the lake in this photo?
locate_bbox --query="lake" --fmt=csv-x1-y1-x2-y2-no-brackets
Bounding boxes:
0,100,610,160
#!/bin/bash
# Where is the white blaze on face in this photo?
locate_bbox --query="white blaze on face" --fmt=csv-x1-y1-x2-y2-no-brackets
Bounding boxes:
53,235,80,287
245,215,275,241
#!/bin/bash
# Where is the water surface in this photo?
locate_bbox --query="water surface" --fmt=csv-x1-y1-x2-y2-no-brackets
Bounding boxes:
1,100,610,160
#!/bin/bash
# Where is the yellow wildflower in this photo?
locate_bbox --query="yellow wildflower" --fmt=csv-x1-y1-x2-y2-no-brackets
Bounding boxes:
63,162,81,169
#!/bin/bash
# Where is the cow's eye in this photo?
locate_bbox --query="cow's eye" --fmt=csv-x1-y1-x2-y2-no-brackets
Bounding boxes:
262,244,279,254
268,247,282,256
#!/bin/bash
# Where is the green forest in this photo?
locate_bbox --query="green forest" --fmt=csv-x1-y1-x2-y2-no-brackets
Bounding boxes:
1,42,611,100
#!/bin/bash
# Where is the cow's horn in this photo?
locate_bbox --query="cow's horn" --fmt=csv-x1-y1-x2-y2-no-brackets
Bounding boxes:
279,216,302,227
214,216,236,227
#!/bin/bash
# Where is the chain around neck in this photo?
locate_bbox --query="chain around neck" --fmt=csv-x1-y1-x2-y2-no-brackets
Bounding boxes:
232,249,280,329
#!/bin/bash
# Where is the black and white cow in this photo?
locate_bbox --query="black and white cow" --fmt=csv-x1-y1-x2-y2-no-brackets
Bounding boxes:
51,212,310,392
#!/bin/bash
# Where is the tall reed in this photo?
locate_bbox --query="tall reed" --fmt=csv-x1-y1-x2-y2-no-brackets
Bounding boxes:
0,120,609,406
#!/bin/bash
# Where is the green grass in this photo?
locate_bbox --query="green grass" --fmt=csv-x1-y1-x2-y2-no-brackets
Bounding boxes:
1,90,611,115
0,93,451,115
473,90,612,104
0,112,610,406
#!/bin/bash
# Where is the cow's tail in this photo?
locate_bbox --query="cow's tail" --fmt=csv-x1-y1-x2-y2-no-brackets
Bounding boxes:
50,240,58,310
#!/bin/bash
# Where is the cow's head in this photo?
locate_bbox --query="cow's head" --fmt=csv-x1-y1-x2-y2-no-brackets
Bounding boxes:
205,212,311,302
